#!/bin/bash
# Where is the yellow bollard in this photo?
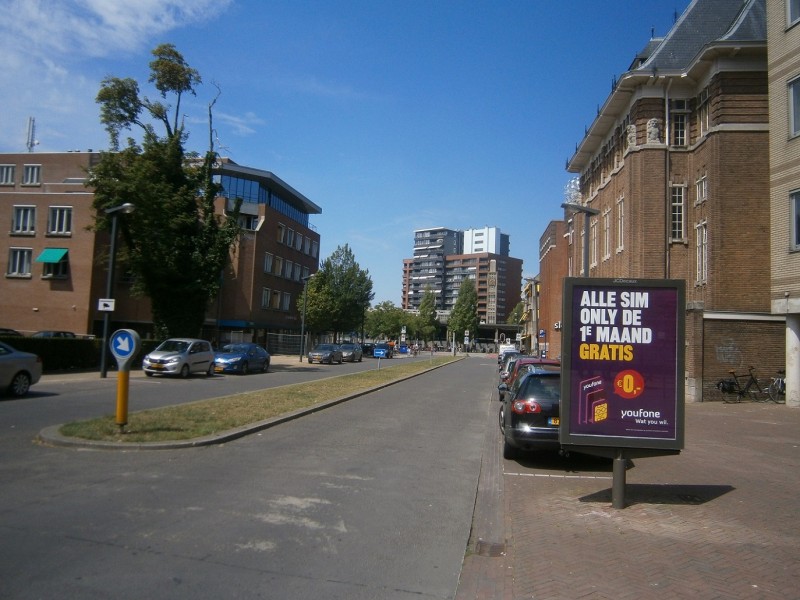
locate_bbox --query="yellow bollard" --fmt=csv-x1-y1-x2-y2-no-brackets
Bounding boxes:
115,370,130,430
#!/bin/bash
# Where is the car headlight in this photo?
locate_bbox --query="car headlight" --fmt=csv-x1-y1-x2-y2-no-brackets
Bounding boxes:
166,357,180,365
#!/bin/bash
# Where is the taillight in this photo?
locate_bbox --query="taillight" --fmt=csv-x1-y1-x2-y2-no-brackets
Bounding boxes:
512,399,542,414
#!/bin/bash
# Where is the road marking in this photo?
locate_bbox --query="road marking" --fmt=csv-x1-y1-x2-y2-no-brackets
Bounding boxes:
505,472,612,480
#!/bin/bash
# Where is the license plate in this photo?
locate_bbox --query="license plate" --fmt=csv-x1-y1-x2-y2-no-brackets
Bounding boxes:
549,417,560,426
215,366,224,372
151,364,164,370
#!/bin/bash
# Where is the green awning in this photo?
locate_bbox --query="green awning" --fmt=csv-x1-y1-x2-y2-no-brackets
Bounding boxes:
35,248,69,263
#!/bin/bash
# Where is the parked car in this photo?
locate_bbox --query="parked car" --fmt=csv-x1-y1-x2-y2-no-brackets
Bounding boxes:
499,357,561,399
142,338,215,378
0,341,42,397
339,343,363,362
373,343,393,358
0,328,23,337
498,345,519,365
213,343,270,374
31,330,76,338
307,343,343,364
361,342,376,357
499,366,562,459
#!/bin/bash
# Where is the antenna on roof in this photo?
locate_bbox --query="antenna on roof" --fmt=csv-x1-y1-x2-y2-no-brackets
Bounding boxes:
651,26,655,39
26,117,39,152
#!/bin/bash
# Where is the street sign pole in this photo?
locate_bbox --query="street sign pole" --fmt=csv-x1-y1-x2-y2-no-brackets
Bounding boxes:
109,329,141,431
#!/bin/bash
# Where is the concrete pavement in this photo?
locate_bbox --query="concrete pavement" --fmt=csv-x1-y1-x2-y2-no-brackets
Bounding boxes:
456,394,800,599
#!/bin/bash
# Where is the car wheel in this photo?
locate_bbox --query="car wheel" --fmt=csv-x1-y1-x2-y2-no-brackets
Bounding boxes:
241,362,249,375
262,360,269,373
145,371,154,377
206,363,215,377
180,364,190,378
358,356,362,362
338,356,343,364
9,371,31,397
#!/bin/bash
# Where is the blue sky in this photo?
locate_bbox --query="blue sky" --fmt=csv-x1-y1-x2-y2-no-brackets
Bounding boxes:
0,0,688,305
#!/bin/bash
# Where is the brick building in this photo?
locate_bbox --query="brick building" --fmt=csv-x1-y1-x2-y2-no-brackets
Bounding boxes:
0,152,321,350
767,0,800,408
564,0,782,402
536,220,568,360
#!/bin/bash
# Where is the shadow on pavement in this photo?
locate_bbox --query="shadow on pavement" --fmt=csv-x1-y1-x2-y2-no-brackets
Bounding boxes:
579,483,735,506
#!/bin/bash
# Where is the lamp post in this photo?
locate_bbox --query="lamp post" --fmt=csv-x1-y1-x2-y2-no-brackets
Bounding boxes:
299,274,313,362
561,202,600,277
100,203,135,378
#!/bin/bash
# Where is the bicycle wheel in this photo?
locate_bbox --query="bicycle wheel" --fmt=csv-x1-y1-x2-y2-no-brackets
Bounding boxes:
768,379,785,403
748,380,771,403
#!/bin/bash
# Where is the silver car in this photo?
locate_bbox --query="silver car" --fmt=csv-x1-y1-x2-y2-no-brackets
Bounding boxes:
307,343,343,364
143,338,215,378
0,341,42,397
339,343,363,362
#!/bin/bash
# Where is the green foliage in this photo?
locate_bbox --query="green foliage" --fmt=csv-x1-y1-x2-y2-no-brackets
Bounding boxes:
91,45,240,338
365,301,406,340
448,278,479,343
507,301,525,325
417,287,439,342
300,244,374,340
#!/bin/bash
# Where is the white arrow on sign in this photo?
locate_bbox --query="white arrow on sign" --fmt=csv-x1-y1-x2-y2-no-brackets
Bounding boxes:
115,336,131,354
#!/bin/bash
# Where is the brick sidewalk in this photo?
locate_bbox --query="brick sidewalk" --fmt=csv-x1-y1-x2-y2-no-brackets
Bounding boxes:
458,401,800,599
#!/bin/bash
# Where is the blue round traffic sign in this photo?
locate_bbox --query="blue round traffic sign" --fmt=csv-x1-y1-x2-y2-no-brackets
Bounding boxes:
109,329,141,371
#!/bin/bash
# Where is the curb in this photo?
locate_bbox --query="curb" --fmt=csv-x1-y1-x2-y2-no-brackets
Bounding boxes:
37,357,465,451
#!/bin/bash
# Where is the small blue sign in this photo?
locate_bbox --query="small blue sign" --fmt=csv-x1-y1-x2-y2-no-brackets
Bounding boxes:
109,329,141,371
374,347,387,358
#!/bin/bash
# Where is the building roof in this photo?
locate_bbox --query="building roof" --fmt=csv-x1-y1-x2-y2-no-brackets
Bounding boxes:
568,0,765,173
214,158,322,216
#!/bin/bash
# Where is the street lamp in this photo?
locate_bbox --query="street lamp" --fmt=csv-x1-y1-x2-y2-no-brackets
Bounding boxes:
100,203,135,378
561,202,600,277
299,273,314,362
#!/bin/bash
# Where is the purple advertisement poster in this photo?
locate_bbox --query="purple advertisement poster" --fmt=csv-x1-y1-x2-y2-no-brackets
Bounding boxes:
562,279,684,448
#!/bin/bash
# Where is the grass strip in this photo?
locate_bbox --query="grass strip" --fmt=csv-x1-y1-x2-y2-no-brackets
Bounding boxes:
59,356,459,443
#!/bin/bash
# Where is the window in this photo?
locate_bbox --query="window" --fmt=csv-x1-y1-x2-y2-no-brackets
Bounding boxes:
303,236,311,254
695,221,708,284
12,206,36,235
273,256,283,277
0,165,15,185
671,186,686,241
284,259,293,279
239,214,258,230
293,262,301,281
670,100,690,147
295,233,303,251
695,173,708,204
271,290,281,310
790,77,800,138
22,165,41,186
311,240,319,258
261,287,271,309
602,209,611,260
277,223,286,244
790,0,800,26
792,190,800,250
286,228,295,248
589,217,598,268
48,206,72,235
697,88,710,137
281,291,291,311
616,195,625,252
43,258,69,279
302,266,310,280
7,248,32,277
263,252,273,274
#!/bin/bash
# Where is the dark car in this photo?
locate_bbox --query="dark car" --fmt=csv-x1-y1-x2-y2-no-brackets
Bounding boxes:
307,343,343,364
214,343,270,374
361,342,376,357
0,328,24,337
339,343,363,362
499,366,562,459
31,330,76,338
373,343,393,358
499,357,561,399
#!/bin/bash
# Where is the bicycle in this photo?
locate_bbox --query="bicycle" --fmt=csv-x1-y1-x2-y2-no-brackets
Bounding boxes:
768,369,786,403
716,366,770,403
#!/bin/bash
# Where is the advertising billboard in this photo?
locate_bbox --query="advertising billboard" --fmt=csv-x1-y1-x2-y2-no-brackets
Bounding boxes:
560,278,685,451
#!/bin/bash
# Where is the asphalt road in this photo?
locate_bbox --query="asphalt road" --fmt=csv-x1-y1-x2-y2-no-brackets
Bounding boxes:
0,355,495,599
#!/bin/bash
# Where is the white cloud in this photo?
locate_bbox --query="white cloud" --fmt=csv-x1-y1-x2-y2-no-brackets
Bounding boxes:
0,0,233,152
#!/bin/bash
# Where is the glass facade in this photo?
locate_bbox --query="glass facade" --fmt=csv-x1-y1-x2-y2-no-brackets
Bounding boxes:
216,174,309,227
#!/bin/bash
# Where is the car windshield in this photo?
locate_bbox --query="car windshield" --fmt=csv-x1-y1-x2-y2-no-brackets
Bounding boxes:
222,344,249,353
157,340,189,353
315,344,335,351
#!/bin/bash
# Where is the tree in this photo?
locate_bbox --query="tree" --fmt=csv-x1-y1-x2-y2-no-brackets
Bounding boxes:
417,287,439,343
301,244,374,340
90,44,241,338
507,301,525,325
448,278,479,348
364,301,405,341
